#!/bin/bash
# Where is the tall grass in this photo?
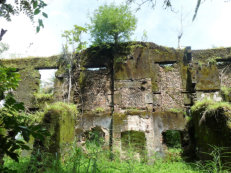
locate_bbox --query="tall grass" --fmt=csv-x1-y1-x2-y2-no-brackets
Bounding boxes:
4,133,230,173
194,146,231,173
4,143,201,173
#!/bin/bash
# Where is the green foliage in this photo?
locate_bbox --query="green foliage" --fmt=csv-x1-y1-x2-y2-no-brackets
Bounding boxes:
168,108,184,113
60,25,87,102
43,102,78,118
0,66,20,94
208,56,222,64
3,144,201,173
191,98,231,114
88,3,137,44
34,92,53,108
141,29,148,42
121,130,146,158
94,107,105,113
0,0,48,33
191,98,231,128
0,94,49,163
61,25,87,54
163,65,174,72
0,65,49,172
220,86,231,102
194,146,231,173
163,130,182,148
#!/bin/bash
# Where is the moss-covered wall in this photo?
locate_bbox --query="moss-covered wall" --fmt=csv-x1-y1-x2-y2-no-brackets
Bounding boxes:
13,68,40,108
2,42,231,160
1,56,60,108
73,42,231,159
188,101,231,164
1,56,59,69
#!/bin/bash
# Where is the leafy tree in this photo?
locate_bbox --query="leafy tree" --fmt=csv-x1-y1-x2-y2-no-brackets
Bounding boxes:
61,25,87,103
88,4,137,156
89,4,137,45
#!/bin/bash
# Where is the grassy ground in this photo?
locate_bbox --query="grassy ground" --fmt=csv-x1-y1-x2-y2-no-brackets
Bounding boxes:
3,145,202,173
4,140,231,173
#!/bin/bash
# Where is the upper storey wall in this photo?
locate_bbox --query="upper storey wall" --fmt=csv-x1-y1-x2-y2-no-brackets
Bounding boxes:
1,42,231,110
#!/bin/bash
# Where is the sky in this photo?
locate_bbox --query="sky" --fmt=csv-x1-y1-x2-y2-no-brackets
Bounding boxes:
1,0,231,59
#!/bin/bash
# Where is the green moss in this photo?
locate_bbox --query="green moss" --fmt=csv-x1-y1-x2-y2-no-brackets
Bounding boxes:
208,56,222,64
79,71,87,89
168,108,184,114
55,67,66,78
94,107,105,113
44,102,78,118
34,92,53,108
191,98,231,113
185,116,192,122
163,65,174,72
114,112,127,124
124,108,148,116
190,97,231,162
220,86,231,102
39,102,78,156
1,56,59,69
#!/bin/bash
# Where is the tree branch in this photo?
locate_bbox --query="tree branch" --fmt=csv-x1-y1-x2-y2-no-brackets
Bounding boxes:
0,29,7,41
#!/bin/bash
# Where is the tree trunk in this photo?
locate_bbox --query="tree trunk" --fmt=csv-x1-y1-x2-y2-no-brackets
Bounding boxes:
109,55,114,159
67,55,73,103
68,69,72,103
109,35,118,159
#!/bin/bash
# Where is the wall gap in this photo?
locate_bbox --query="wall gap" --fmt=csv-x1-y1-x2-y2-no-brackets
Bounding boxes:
38,69,57,94
86,67,107,71
162,130,182,149
121,130,146,158
155,61,177,67
83,126,106,145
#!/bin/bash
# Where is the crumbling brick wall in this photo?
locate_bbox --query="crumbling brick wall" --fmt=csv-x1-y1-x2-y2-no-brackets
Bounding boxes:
2,42,231,160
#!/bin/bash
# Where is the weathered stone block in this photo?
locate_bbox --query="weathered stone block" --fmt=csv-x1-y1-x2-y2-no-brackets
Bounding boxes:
195,64,220,91
13,68,40,109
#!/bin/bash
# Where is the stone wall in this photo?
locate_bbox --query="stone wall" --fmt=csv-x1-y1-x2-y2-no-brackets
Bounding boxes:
2,42,231,159
1,56,59,109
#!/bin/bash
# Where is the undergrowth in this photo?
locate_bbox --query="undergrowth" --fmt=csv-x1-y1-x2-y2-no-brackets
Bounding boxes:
3,140,231,173
4,149,199,173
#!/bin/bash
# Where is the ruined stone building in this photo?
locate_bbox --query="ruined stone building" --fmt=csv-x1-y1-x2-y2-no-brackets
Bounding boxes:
2,42,231,160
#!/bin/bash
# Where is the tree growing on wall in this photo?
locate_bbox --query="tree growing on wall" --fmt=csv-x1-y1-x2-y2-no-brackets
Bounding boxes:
89,4,137,45
61,25,87,103
88,3,137,155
